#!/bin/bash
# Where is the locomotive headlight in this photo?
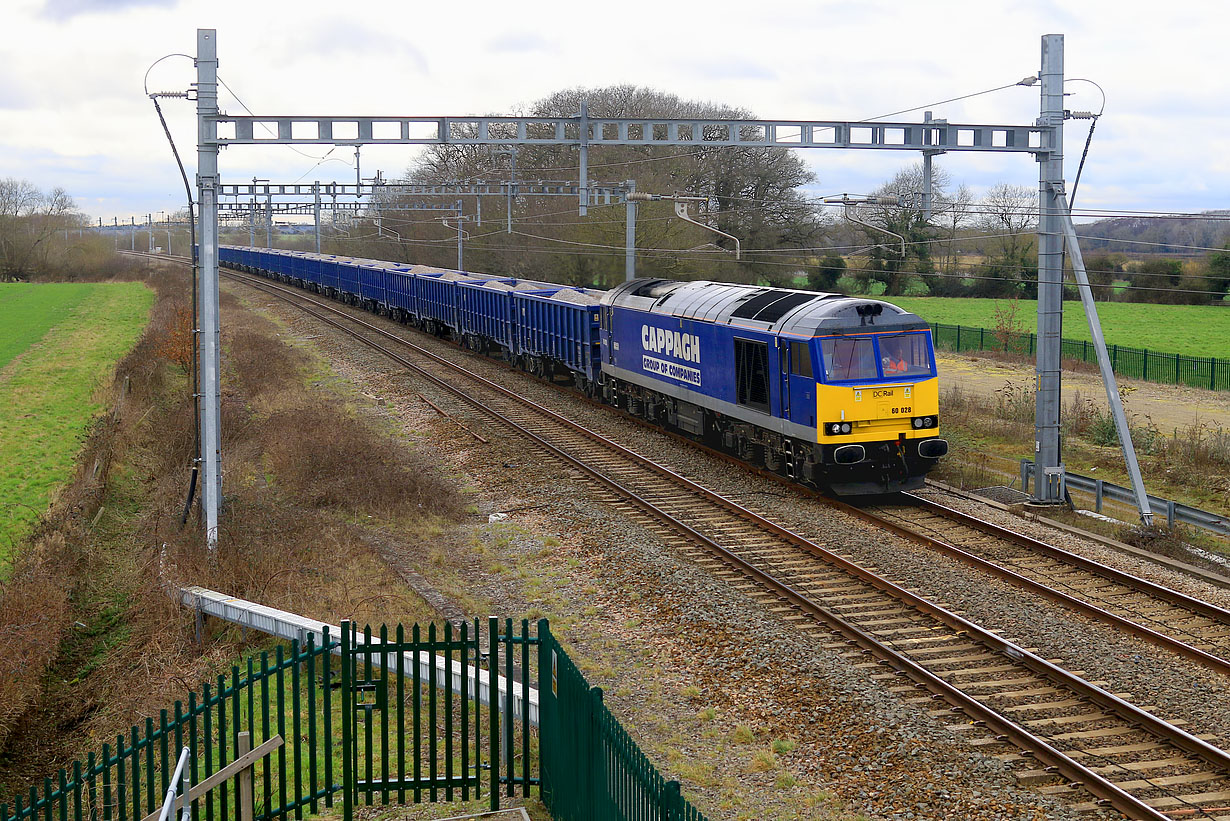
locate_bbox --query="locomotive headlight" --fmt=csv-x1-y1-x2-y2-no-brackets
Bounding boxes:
913,417,924,429
840,423,851,434
924,416,935,428
830,423,842,434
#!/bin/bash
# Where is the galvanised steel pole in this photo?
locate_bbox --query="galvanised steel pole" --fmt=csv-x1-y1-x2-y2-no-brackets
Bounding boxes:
1033,33,1065,505
314,182,322,254
1057,194,1154,525
577,100,588,217
455,200,464,270
196,28,221,551
624,180,636,281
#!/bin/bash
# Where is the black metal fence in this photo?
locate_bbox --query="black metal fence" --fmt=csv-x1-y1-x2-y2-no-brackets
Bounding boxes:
930,322,1230,392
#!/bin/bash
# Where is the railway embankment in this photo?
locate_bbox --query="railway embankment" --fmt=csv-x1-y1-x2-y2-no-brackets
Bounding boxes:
0,262,463,809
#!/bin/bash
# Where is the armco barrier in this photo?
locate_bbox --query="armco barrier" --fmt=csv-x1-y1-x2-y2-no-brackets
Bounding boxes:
931,322,1230,392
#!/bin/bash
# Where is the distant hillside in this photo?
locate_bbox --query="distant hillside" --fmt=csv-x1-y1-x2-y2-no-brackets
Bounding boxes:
1075,210,1230,255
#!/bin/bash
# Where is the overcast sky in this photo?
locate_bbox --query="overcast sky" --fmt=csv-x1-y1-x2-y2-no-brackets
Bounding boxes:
2,0,1226,226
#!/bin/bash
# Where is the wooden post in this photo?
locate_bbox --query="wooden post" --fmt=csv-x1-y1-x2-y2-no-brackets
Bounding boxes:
237,733,252,821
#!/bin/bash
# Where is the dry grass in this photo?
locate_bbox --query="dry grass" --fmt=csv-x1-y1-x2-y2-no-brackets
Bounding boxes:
0,258,464,795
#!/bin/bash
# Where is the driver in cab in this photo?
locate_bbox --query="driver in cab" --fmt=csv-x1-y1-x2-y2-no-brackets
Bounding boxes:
881,338,909,376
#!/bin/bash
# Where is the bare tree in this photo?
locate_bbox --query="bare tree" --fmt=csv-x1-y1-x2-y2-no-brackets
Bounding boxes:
0,179,79,279
933,182,974,279
974,182,1037,296
381,86,825,287
845,163,948,296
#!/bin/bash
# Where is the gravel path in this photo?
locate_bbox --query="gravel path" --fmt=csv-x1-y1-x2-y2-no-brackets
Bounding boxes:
228,280,1230,820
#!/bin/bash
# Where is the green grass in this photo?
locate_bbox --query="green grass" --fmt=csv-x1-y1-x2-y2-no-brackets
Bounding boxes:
0,282,153,559
0,282,96,370
889,297,1230,358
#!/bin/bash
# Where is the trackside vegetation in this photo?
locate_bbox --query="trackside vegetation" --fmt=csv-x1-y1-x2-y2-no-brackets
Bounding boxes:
0,282,153,559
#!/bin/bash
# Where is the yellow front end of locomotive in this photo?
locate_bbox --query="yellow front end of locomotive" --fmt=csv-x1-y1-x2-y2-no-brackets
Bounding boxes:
815,377,940,444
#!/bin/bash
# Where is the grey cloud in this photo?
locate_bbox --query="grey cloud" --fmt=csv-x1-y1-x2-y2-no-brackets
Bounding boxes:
0,71,32,109
39,0,177,20
300,19,429,74
486,32,556,54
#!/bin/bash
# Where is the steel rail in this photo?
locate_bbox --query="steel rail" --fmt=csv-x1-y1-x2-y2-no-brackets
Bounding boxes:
906,495,1230,624
836,497,1230,677
209,266,1227,820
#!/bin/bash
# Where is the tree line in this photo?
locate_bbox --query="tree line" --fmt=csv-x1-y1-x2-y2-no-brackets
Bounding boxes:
0,179,118,281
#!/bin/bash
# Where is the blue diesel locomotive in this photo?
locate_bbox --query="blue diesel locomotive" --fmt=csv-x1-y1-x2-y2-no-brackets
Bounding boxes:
217,246,947,494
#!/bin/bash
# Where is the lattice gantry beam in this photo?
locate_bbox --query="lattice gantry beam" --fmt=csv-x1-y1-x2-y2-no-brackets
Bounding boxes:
218,181,628,198
207,116,1046,153
218,201,461,215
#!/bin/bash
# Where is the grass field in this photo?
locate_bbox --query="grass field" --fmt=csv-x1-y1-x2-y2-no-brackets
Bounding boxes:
888,297,1230,358
0,282,153,560
0,283,97,370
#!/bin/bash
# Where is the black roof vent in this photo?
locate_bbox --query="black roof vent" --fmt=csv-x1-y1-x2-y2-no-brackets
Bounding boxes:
731,289,816,322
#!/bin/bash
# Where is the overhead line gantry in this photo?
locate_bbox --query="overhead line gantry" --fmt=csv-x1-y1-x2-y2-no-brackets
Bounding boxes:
190,29,1150,550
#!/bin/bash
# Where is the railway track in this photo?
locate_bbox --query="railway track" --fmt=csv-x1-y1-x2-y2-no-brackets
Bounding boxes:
133,252,1230,818
851,496,1230,676
203,265,1230,820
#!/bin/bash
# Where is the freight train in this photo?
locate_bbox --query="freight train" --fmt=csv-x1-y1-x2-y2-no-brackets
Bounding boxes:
217,246,947,494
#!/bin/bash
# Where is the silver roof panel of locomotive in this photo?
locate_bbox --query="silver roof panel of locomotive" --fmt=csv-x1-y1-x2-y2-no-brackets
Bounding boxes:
602,279,927,336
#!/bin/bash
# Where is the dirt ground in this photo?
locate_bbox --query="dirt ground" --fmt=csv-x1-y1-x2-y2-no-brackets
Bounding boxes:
937,352,1230,432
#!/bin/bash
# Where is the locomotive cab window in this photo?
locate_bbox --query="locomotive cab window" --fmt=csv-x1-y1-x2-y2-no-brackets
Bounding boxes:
734,337,770,413
876,332,933,377
789,341,813,378
821,337,877,382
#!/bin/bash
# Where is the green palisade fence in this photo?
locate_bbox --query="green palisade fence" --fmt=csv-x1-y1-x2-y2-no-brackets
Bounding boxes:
930,322,1230,392
3,618,705,821
537,621,707,821
0,633,338,821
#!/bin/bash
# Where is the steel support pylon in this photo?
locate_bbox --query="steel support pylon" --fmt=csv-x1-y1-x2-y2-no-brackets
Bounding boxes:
196,29,221,550
624,179,636,281
1033,34,1065,505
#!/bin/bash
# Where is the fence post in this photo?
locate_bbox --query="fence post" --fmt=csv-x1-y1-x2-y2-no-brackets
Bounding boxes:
1020,459,1030,494
955,325,961,351
589,687,603,819
1167,500,1176,529
660,780,682,821
1094,479,1104,513
235,734,252,821
340,622,352,821
1211,358,1217,391
488,617,499,813
1175,352,1181,385
979,327,985,349
536,618,552,811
